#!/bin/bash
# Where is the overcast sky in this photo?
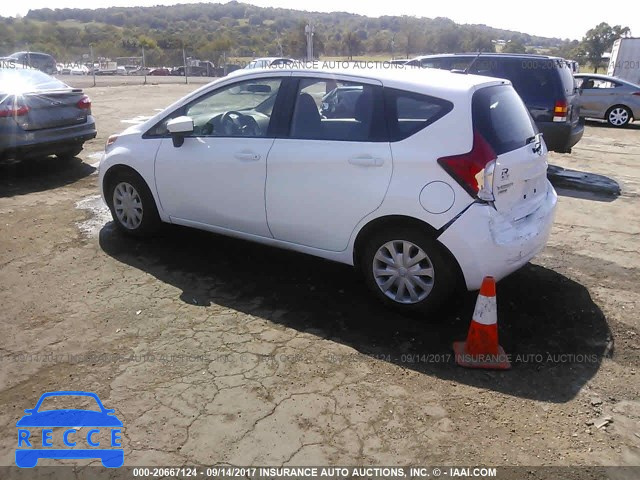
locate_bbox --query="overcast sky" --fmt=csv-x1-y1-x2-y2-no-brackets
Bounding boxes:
2,0,638,41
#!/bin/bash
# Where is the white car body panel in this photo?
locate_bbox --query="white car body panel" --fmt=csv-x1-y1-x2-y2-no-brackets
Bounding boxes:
266,137,393,251
155,136,275,237
99,65,557,293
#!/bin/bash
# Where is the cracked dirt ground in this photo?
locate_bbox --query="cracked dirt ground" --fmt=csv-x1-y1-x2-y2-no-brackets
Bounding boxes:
0,84,639,470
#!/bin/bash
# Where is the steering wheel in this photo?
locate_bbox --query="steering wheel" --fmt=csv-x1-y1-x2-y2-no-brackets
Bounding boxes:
220,111,261,136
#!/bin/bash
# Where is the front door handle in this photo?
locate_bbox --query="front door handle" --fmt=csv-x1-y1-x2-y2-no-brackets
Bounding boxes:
234,152,261,161
349,155,384,167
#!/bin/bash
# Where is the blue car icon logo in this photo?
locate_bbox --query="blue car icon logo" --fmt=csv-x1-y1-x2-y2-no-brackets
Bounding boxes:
16,391,123,468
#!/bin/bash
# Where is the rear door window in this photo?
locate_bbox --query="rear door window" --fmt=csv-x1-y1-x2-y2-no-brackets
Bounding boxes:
473,84,537,155
384,88,453,142
289,78,386,142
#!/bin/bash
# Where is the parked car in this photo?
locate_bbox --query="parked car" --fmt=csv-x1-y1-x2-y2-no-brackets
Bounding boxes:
8,51,57,75
99,65,557,313
69,64,89,75
574,73,640,127
0,67,97,162
407,53,584,153
148,67,171,76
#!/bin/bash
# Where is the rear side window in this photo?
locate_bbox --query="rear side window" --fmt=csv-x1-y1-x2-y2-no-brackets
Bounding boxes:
384,88,453,142
556,62,577,95
501,60,558,99
289,78,387,142
473,85,537,155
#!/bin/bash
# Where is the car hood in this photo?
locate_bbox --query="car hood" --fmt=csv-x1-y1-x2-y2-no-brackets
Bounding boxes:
16,410,123,427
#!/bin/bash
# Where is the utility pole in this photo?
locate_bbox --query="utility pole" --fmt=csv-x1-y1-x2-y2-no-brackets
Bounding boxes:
391,34,395,60
142,46,146,85
305,24,315,62
182,48,188,84
90,44,96,87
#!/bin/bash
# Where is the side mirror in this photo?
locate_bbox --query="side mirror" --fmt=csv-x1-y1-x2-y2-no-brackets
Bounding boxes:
167,116,194,147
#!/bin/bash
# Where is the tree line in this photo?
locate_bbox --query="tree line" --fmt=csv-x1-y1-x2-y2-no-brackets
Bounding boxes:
0,1,569,66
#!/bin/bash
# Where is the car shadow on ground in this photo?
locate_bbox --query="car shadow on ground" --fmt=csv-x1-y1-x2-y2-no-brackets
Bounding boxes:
584,119,640,130
0,157,95,198
99,224,611,403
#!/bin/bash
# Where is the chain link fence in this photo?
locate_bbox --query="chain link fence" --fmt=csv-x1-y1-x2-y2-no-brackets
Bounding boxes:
4,43,248,86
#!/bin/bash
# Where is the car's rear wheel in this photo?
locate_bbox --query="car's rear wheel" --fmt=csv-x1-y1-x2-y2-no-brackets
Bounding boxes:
106,170,160,236
360,227,456,314
606,105,632,127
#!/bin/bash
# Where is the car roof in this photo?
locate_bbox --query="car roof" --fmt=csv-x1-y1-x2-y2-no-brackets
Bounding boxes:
251,57,292,62
227,63,507,97
411,53,566,61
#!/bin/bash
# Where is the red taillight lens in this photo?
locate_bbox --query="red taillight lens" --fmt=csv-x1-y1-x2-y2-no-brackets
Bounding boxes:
633,91,640,96
554,100,568,114
553,100,568,122
77,95,91,110
0,100,30,118
105,135,118,149
437,131,497,197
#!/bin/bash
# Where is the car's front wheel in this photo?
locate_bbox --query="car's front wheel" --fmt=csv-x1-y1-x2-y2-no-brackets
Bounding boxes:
106,170,160,236
606,105,632,127
360,227,457,314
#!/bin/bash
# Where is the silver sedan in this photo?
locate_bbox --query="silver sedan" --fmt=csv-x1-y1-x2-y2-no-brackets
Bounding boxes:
575,73,640,127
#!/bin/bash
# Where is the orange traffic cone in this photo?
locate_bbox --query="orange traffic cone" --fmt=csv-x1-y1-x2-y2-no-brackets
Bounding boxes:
453,276,511,370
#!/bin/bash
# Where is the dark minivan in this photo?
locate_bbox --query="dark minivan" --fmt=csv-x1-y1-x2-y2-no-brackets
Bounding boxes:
8,51,57,75
406,53,584,153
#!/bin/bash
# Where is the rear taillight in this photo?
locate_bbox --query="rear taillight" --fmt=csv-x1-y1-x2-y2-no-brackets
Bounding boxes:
633,91,640,96
553,100,568,122
0,100,30,118
437,131,497,198
77,95,91,111
105,135,118,149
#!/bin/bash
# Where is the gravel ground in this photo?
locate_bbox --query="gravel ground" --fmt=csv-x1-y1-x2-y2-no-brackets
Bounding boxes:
0,83,638,474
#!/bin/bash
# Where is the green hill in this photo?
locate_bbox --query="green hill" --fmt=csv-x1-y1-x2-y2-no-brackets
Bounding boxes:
0,1,570,66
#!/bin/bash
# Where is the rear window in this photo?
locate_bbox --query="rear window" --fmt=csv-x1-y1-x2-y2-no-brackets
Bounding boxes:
384,88,453,142
501,60,558,98
473,85,537,155
0,68,69,93
556,62,577,95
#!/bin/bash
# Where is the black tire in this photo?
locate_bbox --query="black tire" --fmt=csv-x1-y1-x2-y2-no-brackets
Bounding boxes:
106,170,161,237
55,144,83,160
606,105,632,127
359,226,457,315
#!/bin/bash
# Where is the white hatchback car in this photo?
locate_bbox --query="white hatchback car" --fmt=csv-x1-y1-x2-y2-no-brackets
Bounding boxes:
99,65,557,313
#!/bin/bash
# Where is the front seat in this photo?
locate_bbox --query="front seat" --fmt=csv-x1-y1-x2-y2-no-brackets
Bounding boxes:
582,79,595,90
291,93,322,139
350,89,373,140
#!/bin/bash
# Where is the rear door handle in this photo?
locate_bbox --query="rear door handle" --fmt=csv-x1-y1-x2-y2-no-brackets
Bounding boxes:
349,155,384,167
234,152,261,161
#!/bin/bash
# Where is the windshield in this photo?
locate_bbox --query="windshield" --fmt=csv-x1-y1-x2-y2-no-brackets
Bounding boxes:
0,68,69,94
